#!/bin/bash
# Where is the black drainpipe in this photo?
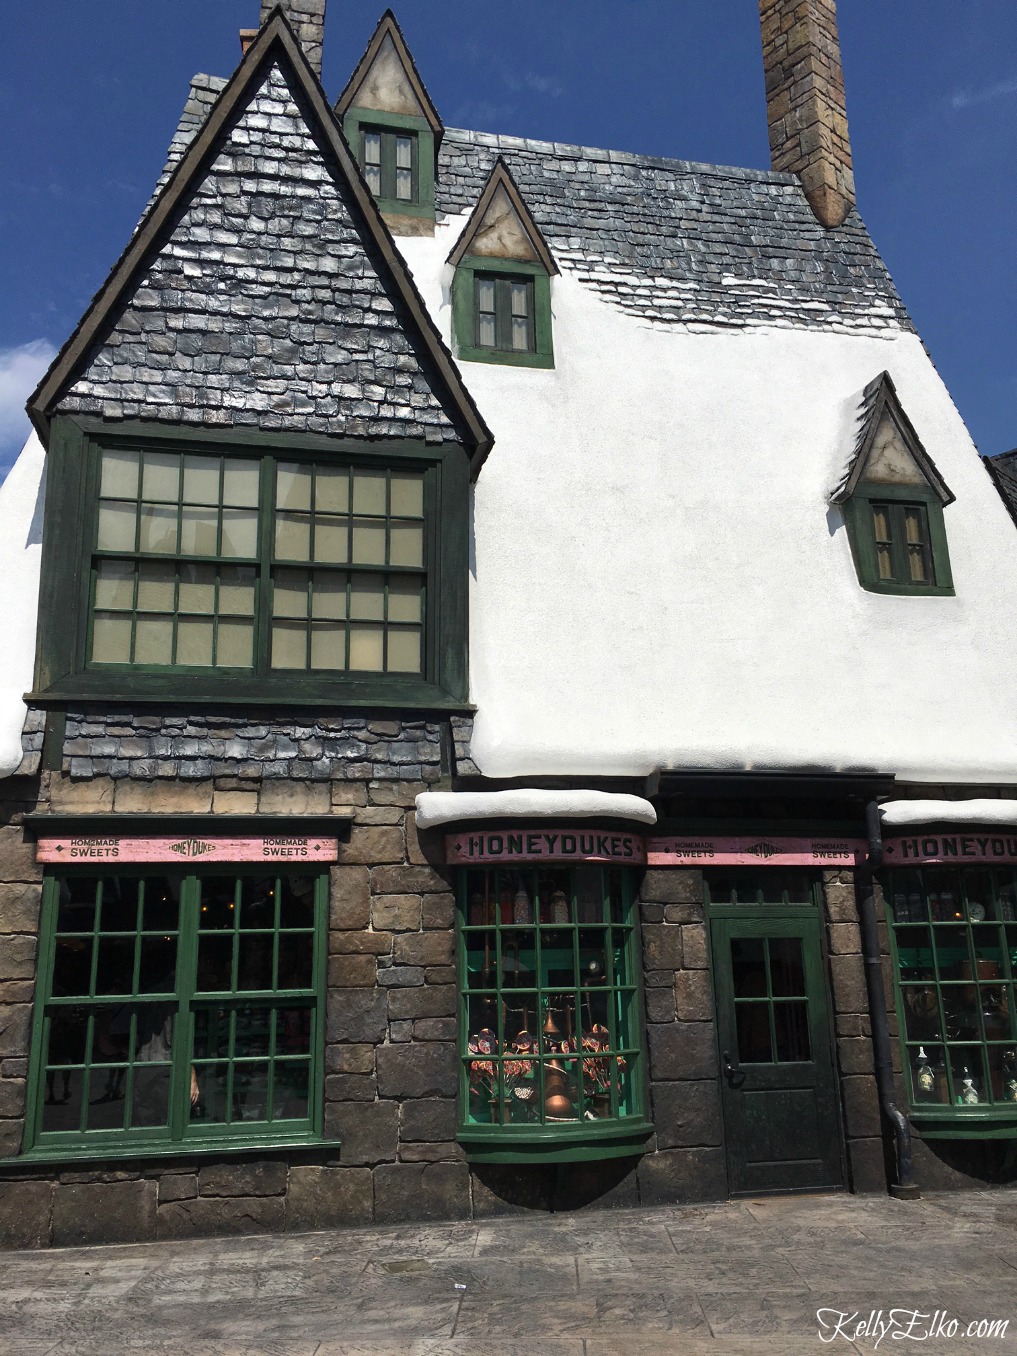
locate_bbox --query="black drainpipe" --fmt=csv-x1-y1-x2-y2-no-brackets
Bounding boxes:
858,800,919,1199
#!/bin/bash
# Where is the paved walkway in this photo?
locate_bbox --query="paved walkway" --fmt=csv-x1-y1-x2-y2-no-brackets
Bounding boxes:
2,1191,1016,1355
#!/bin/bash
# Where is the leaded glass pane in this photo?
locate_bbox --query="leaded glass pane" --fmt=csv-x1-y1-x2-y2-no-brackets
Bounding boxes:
389,524,423,567
176,619,214,667
352,472,387,516
349,574,385,621
179,506,218,556
351,520,386,565
220,509,257,559
97,502,137,552
137,561,176,612
100,449,139,498
91,614,132,663
349,626,384,670
216,620,254,667
314,467,349,513
139,505,178,554
386,627,421,673
387,579,422,623
94,560,135,611
271,621,307,669
222,459,260,507
390,473,423,517
276,464,312,512
312,515,347,564
182,456,220,505
310,625,344,671
134,617,174,665
141,453,179,502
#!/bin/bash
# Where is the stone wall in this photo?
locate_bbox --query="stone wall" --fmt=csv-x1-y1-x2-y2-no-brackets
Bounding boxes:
637,868,726,1204
0,774,41,1165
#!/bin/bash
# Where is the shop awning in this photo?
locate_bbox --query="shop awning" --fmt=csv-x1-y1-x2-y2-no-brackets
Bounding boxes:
414,789,657,830
880,799,1017,828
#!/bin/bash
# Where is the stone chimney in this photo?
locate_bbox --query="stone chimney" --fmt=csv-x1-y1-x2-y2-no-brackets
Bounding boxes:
759,0,855,229
259,0,326,77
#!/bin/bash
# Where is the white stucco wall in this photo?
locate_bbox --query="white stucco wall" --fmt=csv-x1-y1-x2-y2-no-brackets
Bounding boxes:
401,222,1017,784
0,433,45,777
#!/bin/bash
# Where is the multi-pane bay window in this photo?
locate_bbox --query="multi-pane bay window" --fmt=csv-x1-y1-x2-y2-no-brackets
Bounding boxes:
25,870,326,1156
886,865,1017,1128
870,501,933,586
35,423,468,705
456,864,651,1161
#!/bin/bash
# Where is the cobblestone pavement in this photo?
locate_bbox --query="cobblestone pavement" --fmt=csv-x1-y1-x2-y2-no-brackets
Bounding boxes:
2,1191,1016,1356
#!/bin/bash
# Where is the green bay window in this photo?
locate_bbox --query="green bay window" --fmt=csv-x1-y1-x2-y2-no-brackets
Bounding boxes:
452,257,554,370
25,869,327,1158
885,865,1017,1134
456,863,651,1162
841,485,954,597
33,420,468,706
343,109,435,224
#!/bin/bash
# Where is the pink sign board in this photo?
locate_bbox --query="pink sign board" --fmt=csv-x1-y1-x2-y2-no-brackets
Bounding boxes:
647,835,867,867
36,836,339,864
883,833,1017,867
446,829,646,865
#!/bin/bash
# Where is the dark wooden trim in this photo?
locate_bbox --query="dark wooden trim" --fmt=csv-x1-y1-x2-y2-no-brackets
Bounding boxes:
27,14,492,473
831,371,953,507
333,8,444,139
447,157,559,275
22,812,353,838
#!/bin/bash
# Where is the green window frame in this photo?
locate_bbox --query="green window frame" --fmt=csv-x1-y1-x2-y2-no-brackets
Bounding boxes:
24,868,328,1160
884,864,1017,1135
32,419,469,708
452,256,554,370
842,485,954,596
456,862,652,1163
343,109,435,222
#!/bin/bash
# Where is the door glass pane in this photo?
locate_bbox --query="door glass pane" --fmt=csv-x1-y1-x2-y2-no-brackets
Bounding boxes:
769,937,806,996
730,937,766,998
736,1002,773,1063
774,1002,811,1061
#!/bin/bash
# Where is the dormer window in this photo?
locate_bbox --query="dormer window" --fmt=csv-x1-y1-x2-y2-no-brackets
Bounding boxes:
335,14,442,234
361,124,417,204
450,159,557,370
832,372,955,596
475,272,535,354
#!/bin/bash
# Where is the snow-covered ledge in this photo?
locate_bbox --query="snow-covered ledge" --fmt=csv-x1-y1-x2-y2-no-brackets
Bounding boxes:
414,789,657,830
880,800,1017,829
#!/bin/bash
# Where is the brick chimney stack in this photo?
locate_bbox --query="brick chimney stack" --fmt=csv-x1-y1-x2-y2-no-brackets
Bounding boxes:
259,0,326,77
759,0,855,229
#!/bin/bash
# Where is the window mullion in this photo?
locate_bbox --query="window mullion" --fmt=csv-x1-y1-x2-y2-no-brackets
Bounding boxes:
495,278,511,351
256,455,276,678
170,874,200,1142
380,131,395,200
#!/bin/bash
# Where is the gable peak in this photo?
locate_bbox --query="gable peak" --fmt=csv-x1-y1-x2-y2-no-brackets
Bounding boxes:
335,10,442,137
832,371,953,506
448,158,558,275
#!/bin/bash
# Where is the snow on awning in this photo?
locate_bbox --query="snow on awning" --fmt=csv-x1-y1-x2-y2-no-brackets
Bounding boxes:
414,789,657,830
880,800,1017,829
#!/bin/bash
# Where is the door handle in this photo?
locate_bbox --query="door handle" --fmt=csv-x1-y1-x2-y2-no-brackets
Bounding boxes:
723,1050,743,1084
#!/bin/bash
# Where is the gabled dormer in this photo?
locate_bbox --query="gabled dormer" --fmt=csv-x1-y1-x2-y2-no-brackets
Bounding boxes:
335,10,442,235
832,372,955,596
449,159,558,369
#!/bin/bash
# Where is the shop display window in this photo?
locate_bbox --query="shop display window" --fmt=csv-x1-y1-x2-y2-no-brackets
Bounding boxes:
885,866,1017,1122
456,864,650,1160
25,870,326,1157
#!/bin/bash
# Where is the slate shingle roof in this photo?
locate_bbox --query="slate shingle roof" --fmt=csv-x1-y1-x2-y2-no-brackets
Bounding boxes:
57,63,462,442
152,75,912,340
986,450,1017,527
437,129,911,336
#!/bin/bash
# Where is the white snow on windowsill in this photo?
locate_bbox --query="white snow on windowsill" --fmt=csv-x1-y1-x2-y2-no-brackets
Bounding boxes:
880,800,1017,829
414,789,657,829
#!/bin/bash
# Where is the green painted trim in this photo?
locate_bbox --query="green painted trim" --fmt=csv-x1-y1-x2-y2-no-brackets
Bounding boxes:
842,486,955,596
41,711,67,772
459,1122,654,1164
34,418,469,707
14,1137,344,1167
452,256,554,370
343,109,435,220
910,1114,1017,1140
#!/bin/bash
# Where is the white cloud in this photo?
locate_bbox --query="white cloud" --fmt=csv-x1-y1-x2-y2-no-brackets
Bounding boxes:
0,339,56,481
951,77,1017,110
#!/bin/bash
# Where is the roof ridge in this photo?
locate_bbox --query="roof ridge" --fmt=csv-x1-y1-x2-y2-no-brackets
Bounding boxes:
443,126,799,185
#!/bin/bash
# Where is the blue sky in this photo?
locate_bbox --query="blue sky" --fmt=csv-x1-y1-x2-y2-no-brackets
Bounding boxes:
1,1,1015,478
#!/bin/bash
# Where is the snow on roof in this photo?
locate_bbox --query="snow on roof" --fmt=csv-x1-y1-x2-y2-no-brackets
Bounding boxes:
415,790,657,829
880,800,1017,829
0,433,45,778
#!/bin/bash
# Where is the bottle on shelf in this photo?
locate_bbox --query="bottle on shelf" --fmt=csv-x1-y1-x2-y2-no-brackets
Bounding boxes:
958,1065,980,1106
913,1046,935,1099
1002,1050,1017,1103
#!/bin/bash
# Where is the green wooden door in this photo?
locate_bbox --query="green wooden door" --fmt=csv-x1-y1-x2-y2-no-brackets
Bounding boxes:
711,912,844,1195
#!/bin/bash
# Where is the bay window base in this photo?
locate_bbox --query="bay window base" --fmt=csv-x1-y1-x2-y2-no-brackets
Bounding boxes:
458,1120,654,1165
910,1112,1017,1140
